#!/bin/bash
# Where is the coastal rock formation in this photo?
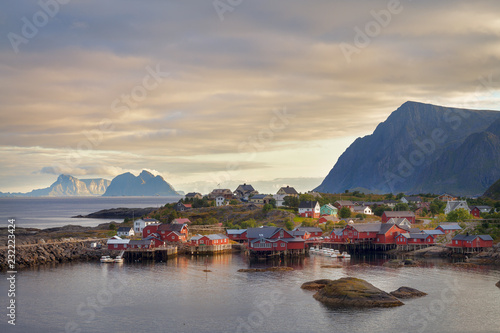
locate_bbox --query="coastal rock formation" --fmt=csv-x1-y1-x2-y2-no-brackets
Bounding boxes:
390,287,427,299
307,277,404,308
73,207,157,219
301,279,332,291
496,281,500,288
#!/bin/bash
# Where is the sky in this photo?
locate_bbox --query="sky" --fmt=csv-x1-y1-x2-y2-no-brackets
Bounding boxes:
1,0,500,194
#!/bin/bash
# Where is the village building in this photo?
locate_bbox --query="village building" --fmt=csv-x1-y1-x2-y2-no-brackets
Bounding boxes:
134,218,160,233
436,223,462,234
249,194,273,204
174,201,192,212
117,227,134,237
172,218,191,225
276,186,299,197
293,226,323,238
144,233,166,248
352,205,373,215
400,196,422,205
422,229,445,236
330,229,344,242
128,239,154,249
157,223,189,243
190,234,230,246
226,229,248,243
292,230,310,240
209,189,234,200
381,211,416,224
320,203,338,216
107,236,130,250
246,227,305,254
450,234,493,248
273,194,287,207
334,200,354,210
383,200,398,208
318,215,340,225
233,184,258,200
395,233,434,245
444,200,469,215
437,193,457,202
298,200,320,218
386,217,412,228
185,192,203,200
469,206,492,218
216,195,228,207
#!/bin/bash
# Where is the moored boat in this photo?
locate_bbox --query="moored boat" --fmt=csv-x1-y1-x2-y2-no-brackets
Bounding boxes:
100,256,114,263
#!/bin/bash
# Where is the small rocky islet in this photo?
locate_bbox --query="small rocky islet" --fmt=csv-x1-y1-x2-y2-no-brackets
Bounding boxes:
302,277,426,308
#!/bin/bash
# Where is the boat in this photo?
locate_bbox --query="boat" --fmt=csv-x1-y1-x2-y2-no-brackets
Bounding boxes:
330,252,338,258
113,256,124,263
100,256,114,263
337,252,351,259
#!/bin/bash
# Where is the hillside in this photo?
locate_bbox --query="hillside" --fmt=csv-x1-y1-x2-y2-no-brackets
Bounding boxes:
484,178,500,200
315,101,500,195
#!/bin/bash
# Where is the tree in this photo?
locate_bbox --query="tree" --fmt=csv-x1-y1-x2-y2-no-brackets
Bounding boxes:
339,207,351,218
285,219,294,231
430,200,445,216
384,193,394,200
394,203,410,211
396,193,405,200
446,208,472,222
109,223,117,230
269,198,277,208
374,205,391,217
284,196,299,208
263,203,273,213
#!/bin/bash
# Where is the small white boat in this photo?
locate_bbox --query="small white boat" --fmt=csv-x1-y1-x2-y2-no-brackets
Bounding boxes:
310,247,317,252
330,252,338,258
113,256,124,263
337,252,351,259
100,256,114,263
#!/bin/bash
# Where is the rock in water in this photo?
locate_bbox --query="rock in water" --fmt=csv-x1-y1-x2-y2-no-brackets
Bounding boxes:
496,280,500,288
390,287,427,299
301,279,332,291
310,277,404,307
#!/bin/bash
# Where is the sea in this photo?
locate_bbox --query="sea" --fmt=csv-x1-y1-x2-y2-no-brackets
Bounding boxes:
0,198,500,333
0,196,181,229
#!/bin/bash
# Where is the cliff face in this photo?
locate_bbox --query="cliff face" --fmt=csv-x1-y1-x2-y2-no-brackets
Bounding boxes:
103,170,178,196
315,101,500,195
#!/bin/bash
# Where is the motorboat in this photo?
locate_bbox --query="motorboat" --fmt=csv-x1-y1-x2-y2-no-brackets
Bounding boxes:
113,256,124,263
100,256,114,263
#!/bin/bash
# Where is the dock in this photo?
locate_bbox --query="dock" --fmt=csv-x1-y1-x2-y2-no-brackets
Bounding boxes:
123,246,178,262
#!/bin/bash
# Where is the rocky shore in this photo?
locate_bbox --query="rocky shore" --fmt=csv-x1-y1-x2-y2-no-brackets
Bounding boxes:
72,207,156,219
0,238,115,270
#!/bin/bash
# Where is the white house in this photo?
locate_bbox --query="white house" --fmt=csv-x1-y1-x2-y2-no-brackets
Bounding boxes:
352,206,373,215
134,218,159,233
298,201,321,218
216,196,227,207
444,201,470,215
273,194,287,207
117,227,134,237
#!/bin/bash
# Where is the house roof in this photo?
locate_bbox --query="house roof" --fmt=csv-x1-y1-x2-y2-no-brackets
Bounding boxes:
251,194,271,200
172,218,191,224
292,230,308,236
445,201,469,211
348,223,382,233
249,236,304,244
452,234,493,242
227,229,247,235
139,218,159,223
408,233,432,239
129,239,152,246
107,237,130,245
335,200,353,206
319,216,339,222
386,218,410,225
379,223,396,235
246,226,286,239
403,196,422,202
437,223,462,231
278,186,298,195
295,227,322,233
423,230,445,235
117,227,132,232
352,206,369,212
321,203,337,210
331,229,343,236
236,184,256,192
470,206,491,211
298,200,319,209
191,233,229,241
185,192,202,197
157,223,187,233
383,211,415,217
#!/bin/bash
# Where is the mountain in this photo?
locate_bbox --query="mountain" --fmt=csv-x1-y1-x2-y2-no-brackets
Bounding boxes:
315,101,500,196
0,175,111,197
102,170,179,196
483,178,500,200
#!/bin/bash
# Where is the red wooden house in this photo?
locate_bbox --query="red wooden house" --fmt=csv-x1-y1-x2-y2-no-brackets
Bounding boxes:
292,230,310,240
226,229,248,243
450,234,493,248
144,233,166,248
396,233,434,245
334,200,354,210
143,224,160,238
381,211,415,224
246,227,305,252
106,236,130,250
157,223,189,242
342,224,381,243
128,239,154,249
293,227,323,238
436,223,462,234
469,206,492,218
190,234,230,246
330,229,344,243
373,224,407,244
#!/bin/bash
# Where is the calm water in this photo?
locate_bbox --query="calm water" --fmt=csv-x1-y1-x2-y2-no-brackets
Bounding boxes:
1,254,499,333
0,197,181,229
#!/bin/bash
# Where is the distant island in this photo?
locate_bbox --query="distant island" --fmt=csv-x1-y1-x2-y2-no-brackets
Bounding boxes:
0,170,180,197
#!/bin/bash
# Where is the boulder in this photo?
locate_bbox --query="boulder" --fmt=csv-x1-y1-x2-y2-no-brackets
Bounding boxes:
320,264,343,269
496,280,500,288
309,277,404,308
390,287,427,299
301,279,332,291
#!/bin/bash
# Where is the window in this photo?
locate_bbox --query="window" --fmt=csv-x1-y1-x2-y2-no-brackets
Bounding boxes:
200,240,204,244
114,244,117,248
274,243,277,248
281,243,285,248
279,231,284,238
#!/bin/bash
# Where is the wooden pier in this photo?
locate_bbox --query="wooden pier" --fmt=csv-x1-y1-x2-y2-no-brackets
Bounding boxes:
188,244,232,255
123,246,177,262
248,248,306,259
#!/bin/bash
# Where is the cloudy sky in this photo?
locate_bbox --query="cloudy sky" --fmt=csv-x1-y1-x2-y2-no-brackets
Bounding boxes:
1,0,500,193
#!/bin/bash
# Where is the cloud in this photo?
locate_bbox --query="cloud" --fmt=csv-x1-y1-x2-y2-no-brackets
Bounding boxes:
1,0,500,191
